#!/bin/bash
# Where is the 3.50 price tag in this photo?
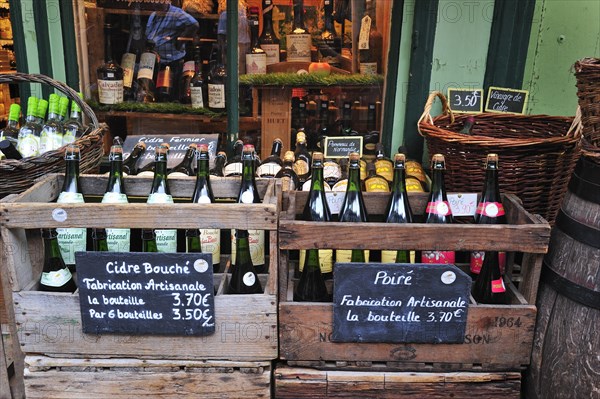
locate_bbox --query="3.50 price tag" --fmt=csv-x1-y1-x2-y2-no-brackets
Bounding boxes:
447,88,484,114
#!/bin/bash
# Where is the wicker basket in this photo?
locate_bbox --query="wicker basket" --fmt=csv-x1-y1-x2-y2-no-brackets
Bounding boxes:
0,73,105,198
574,57,600,163
418,91,581,224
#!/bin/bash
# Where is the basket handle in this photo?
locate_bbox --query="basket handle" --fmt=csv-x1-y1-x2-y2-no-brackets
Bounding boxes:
417,91,455,136
567,106,583,139
0,72,99,129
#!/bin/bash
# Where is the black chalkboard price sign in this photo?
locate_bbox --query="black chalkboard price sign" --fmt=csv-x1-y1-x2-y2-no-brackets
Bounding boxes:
447,88,484,113
485,87,529,114
332,263,471,344
75,252,215,336
324,136,363,159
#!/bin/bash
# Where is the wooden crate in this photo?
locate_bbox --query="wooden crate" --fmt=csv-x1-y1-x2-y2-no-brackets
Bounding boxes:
278,191,550,371
0,174,279,363
274,364,521,398
24,356,271,399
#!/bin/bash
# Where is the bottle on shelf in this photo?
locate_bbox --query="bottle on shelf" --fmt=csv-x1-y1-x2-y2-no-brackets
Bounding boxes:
421,154,455,264
121,10,144,102
286,0,312,62
56,144,87,271
337,152,369,263
293,131,311,184
0,139,22,160
135,40,160,103
374,142,393,183
228,229,263,294
472,251,508,304
299,152,333,279
207,35,227,113
295,249,330,302
223,139,244,177
40,94,64,154
97,23,124,105
102,142,130,252
399,145,429,191
39,228,77,293
358,0,383,75
16,97,40,157
146,145,177,253
323,157,341,189
156,63,173,102
363,103,379,155
256,138,283,178
317,0,341,68
259,0,280,66
364,161,389,192
141,228,158,252
34,99,48,125
185,229,202,253
180,44,203,106
340,102,357,136
245,7,267,75
191,144,220,272
275,150,301,191
62,94,86,145
168,143,197,177
210,151,227,177
471,154,507,275
331,157,349,192
231,144,266,273
122,141,147,176
92,228,109,252
382,154,415,264
0,103,20,157
316,100,330,151
137,143,170,177
290,91,307,149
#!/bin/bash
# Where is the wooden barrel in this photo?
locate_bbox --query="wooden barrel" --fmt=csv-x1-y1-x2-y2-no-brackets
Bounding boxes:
524,156,600,398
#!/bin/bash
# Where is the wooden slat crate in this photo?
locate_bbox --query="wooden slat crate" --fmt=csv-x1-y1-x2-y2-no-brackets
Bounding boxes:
0,174,280,363
24,356,271,399
275,364,521,398
278,191,551,372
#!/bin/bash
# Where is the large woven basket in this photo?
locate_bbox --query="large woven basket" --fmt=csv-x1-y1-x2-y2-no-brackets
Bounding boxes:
573,57,600,163
418,91,582,224
0,73,106,198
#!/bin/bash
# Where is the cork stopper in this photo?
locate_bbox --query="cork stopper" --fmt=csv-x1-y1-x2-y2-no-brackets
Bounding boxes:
217,150,227,156
136,141,146,150
243,144,255,153
487,153,499,162
64,144,80,160
283,151,295,162
431,153,445,169
394,153,406,163
296,131,307,142
155,145,168,155
312,152,324,161
188,143,198,150
160,143,171,151
349,152,360,162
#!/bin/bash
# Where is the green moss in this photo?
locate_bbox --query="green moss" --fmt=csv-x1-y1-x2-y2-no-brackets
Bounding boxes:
239,73,384,87
88,100,223,117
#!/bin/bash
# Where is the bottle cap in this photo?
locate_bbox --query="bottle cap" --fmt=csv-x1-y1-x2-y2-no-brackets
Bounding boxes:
431,153,446,169
312,152,324,161
113,136,123,146
198,144,209,152
155,145,168,155
135,141,146,150
283,151,295,162
394,153,406,163
296,131,306,141
72,92,84,112
36,99,49,118
188,143,198,150
273,138,283,144
217,150,227,157
64,144,81,160
487,153,498,161
349,152,360,161
8,103,20,121
243,144,255,152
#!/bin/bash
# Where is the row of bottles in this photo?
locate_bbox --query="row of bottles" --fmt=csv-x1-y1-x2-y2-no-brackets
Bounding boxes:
0,94,86,160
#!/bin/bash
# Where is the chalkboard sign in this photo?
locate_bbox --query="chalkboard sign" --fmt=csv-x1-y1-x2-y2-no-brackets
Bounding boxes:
485,87,529,114
332,263,471,343
447,88,484,113
76,252,215,336
324,136,363,159
122,134,219,170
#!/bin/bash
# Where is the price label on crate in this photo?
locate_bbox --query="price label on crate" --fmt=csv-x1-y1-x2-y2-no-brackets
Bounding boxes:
332,263,471,343
447,88,484,113
76,252,215,336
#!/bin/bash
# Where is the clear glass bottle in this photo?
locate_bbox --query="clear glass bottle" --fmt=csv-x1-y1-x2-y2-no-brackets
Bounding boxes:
17,97,40,157
40,94,64,154
62,94,85,146
0,103,20,155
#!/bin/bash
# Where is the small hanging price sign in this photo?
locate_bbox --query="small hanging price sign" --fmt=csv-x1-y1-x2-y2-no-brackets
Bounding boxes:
447,88,484,113
485,87,529,114
324,136,363,159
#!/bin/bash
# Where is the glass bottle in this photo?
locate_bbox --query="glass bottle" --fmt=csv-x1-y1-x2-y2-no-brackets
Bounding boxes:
374,142,393,183
146,145,177,253
358,0,383,75
471,154,507,275
156,63,173,102
39,228,77,293
210,151,227,177
121,9,144,101
259,0,280,66
135,40,160,103
256,138,283,178
92,228,109,251
316,100,330,151
275,151,301,191
364,162,389,192
317,0,341,68
421,154,455,264
363,103,379,155
337,152,369,263
208,36,227,113
168,143,197,177
40,94,64,154
190,46,206,109
56,144,87,270
186,229,202,253
472,251,508,304
295,249,330,302
0,103,21,152
293,131,311,184
299,152,333,279
97,23,124,105
122,141,147,176
382,154,414,263
223,139,244,177
323,158,341,189
191,144,220,272
34,99,49,125
340,101,356,136
287,0,312,62
228,229,263,294
141,228,158,252
17,97,40,157
58,96,70,123
137,142,170,177
62,94,85,145
102,142,130,252
245,7,267,75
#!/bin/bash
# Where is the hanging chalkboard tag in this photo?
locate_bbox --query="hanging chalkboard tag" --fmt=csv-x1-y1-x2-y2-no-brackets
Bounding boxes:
332,263,471,343
76,252,215,336
447,88,484,113
324,136,363,159
485,87,529,114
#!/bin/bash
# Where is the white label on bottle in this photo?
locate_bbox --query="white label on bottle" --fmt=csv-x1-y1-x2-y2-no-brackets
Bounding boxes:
208,84,226,109
324,192,343,214
299,249,333,273
256,163,282,177
17,134,40,157
261,43,280,65
121,53,136,88
201,228,221,265
168,172,189,178
303,180,332,192
243,272,256,287
245,53,267,75
190,86,204,109
146,192,176,252
359,15,372,50
183,60,195,73
138,52,156,80
231,230,265,266
286,33,312,62
102,192,130,252
40,267,73,288
98,79,124,105
359,62,378,75
147,193,174,204
40,129,63,153
223,162,242,176
56,191,86,265
240,191,255,204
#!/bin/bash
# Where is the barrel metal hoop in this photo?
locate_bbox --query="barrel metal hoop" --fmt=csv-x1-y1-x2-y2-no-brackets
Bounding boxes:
568,172,600,204
555,209,600,249
541,262,600,310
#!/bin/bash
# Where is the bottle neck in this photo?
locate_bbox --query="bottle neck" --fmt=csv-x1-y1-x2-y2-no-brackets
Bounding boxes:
62,159,81,193
7,119,18,128
104,29,114,63
262,3,275,34
196,155,210,178
242,154,256,182
107,158,124,193
310,162,325,191
347,160,361,192
151,157,169,193
250,19,260,47
367,106,376,131
271,141,282,158
430,168,446,198
392,165,407,194
70,109,82,122
323,0,335,32
483,166,500,199
292,0,306,30
43,229,63,260
235,229,252,264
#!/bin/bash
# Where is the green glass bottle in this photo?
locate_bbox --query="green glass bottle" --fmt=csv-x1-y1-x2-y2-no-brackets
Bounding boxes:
92,228,109,251
39,228,77,293
102,142,130,252
168,143,197,177
40,94,63,153
229,229,262,294
141,229,158,252
186,229,202,253
294,248,330,302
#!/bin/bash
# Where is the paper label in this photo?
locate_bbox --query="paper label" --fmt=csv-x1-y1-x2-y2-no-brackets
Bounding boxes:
102,192,130,252
190,86,204,108
374,159,393,182
243,272,257,286
223,162,242,176
56,190,86,264
421,251,455,264
201,228,221,265
426,201,452,216
477,201,505,217
138,52,156,80
299,249,333,273
261,43,280,65
39,130,63,153
331,179,348,192
98,79,124,104
40,267,73,288
155,229,177,253
470,251,506,275
121,53,136,88
231,230,265,266
365,176,389,192
286,33,312,62
17,134,40,157
208,84,226,109
257,163,282,177
405,177,424,192
183,60,195,73
448,193,478,216
245,53,267,75
323,162,341,181
336,249,370,263
359,62,378,75
491,278,506,293
358,15,372,50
